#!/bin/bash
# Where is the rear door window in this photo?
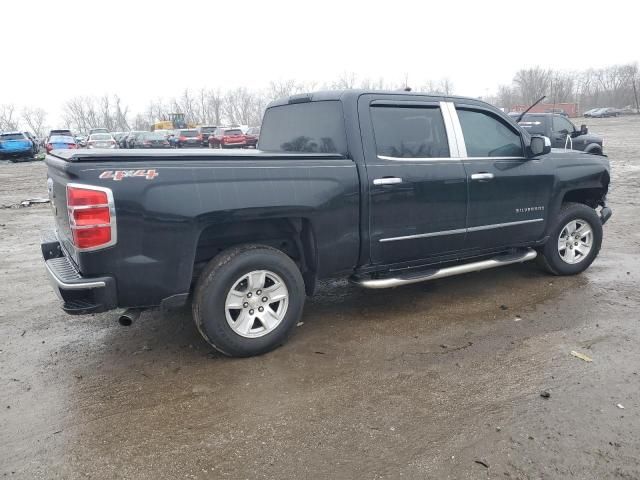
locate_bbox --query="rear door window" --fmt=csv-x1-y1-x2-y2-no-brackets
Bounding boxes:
457,109,524,157
370,106,450,158
259,101,347,154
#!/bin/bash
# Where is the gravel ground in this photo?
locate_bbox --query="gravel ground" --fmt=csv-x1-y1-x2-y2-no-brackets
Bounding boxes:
1,116,639,479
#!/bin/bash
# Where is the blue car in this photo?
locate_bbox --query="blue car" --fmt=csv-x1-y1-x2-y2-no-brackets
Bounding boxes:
0,131,34,160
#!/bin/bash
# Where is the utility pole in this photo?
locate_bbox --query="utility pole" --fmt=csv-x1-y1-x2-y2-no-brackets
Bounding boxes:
633,76,640,114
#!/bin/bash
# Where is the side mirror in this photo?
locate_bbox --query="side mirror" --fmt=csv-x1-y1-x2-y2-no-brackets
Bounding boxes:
580,124,588,135
529,135,551,157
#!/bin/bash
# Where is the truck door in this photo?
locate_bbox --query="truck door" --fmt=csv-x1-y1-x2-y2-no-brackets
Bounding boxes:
453,104,553,250
358,97,468,265
551,115,577,149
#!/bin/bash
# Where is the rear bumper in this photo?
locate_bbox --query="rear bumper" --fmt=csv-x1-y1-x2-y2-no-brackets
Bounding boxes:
41,231,117,314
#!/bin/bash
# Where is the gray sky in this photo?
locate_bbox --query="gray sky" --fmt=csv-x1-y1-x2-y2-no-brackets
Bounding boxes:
2,0,638,125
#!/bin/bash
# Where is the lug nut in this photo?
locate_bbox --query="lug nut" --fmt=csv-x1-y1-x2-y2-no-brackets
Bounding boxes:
256,289,262,295
574,242,578,246
258,306,264,312
262,297,268,302
249,309,254,315
243,302,249,308
247,292,252,298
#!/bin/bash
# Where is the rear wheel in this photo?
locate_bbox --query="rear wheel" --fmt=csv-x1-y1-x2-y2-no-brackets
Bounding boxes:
537,202,603,275
193,244,305,357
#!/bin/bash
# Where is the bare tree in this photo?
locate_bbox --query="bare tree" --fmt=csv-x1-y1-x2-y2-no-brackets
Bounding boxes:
223,88,265,126
332,71,358,89
22,107,48,137
513,67,551,105
0,104,20,131
438,77,454,95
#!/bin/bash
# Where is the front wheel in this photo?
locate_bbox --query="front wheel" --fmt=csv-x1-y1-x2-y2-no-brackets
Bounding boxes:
537,202,603,275
193,245,305,357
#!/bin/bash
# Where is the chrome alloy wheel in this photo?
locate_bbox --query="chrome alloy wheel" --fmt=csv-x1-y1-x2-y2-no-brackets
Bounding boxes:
557,219,593,264
224,270,289,338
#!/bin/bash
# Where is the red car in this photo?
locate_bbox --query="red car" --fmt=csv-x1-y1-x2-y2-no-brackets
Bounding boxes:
208,127,246,149
244,126,260,148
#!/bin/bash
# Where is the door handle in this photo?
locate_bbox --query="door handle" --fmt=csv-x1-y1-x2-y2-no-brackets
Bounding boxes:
373,177,403,185
470,173,494,181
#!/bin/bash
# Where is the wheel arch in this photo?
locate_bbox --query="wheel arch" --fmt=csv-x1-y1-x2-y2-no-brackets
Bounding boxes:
193,217,318,295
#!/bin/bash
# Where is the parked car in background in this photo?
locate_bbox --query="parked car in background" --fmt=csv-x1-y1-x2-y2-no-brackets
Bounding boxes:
172,129,202,148
125,131,145,149
0,131,35,160
208,127,246,149
112,132,126,146
48,129,73,141
518,113,603,154
153,129,172,139
23,131,39,155
86,133,118,149
89,128,110,135
244,126,260,148
45,135,78,153
197,125,219,146
131,131,171,148
585,107,620,118
590,107,620,118
117,132,130,148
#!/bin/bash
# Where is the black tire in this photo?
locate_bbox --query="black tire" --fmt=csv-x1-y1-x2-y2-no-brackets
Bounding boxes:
537,202,603,275
192,244,305,357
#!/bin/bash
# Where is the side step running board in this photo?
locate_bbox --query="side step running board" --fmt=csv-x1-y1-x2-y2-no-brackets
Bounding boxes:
353,249,537,289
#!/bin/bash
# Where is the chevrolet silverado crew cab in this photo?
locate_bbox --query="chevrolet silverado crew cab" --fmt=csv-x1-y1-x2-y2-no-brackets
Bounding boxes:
42,90,612,357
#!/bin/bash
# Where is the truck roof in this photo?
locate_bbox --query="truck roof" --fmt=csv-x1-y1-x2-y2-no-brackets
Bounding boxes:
266,89,494,110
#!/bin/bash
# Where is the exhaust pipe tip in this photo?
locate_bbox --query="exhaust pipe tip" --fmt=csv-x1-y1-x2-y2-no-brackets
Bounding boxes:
118,309,142,326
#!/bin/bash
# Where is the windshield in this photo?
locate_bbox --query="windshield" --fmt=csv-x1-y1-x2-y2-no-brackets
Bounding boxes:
180,130,198,137
90,134,112,140
49,135,75,143
224,129,243,136
142,132,166,140
0,133,26,141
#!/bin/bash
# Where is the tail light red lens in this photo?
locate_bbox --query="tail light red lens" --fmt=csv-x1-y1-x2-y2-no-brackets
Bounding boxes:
68,143,78,149
46,143,53,153
179,136,187,141
66,185,115,250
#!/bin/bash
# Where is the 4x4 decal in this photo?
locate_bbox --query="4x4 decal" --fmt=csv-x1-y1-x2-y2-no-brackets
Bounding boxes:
99,169,158,181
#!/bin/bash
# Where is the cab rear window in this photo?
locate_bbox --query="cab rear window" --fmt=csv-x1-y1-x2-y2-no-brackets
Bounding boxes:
259,101,347,154
0,133,26,140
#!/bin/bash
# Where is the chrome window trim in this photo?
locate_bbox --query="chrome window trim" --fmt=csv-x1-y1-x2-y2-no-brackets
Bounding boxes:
442,101,467,157
376,155,459,162
370,102,460,163
379,218,544,243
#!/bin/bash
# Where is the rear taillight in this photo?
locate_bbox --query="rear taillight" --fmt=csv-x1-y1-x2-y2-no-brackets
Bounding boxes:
68,144,78,149
66,184,116,251
46,143,53,153
179,136,187,141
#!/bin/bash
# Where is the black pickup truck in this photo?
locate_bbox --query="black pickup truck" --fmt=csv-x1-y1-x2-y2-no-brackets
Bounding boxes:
42,90,612,357
517,113,604,154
